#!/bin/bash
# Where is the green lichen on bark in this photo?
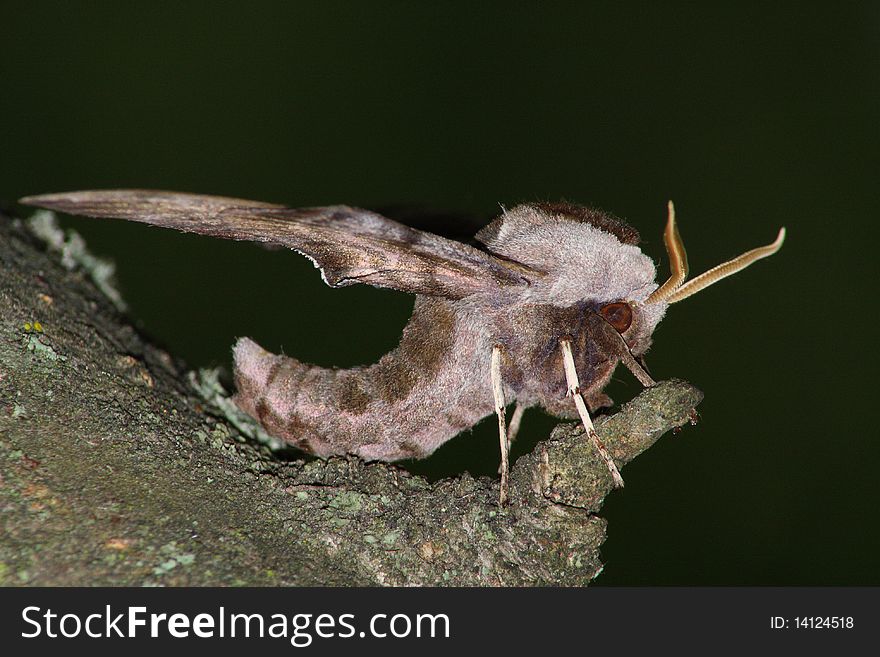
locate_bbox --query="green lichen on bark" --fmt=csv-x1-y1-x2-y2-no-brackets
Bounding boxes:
0,213,702,586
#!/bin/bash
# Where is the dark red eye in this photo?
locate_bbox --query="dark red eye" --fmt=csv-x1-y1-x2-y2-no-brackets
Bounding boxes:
599,302,633,332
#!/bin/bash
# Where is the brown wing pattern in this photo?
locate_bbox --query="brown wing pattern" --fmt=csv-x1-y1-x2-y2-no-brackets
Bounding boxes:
20,190,538,299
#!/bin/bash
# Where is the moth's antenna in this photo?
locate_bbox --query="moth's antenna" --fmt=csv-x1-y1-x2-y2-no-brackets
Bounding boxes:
645,201,688,304
665,227,785,303
645,201,785,304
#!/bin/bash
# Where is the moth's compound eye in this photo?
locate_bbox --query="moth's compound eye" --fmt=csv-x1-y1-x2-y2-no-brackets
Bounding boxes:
599,302,633,333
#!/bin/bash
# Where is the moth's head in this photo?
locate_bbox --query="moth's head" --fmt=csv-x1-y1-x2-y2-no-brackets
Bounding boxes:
477,200,785,358
475,202,661,356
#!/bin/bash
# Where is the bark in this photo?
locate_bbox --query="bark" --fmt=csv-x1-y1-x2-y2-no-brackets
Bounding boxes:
0,212,702,586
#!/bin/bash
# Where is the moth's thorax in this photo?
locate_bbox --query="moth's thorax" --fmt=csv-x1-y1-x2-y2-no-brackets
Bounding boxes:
476,204,661,309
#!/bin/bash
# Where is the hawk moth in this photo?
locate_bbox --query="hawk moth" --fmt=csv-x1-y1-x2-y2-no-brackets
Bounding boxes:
20,191,785,503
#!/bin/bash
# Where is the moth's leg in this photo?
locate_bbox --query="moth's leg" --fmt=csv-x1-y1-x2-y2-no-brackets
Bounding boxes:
559,338,625,488
507,402,525,446
497,402,525,476
635,355,653,382
620,350,656,388
491,345,510,506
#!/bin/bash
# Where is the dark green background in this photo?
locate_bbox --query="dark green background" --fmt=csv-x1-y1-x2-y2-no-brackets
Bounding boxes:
2,2,877,585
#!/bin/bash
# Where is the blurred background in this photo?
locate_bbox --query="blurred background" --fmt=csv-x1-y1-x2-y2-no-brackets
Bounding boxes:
1,2,877,584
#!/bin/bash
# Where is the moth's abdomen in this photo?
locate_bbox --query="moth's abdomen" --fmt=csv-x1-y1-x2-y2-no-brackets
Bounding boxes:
234,337,393,458
232,337,336,456
231,300,487,462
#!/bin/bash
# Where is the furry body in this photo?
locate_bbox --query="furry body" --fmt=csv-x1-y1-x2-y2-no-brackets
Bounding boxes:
233,203,666,461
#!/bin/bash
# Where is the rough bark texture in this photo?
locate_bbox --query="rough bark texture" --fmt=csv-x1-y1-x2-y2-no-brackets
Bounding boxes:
0,212,703,586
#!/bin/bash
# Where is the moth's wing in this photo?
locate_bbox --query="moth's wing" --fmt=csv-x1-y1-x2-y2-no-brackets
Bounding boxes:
20,190,539,298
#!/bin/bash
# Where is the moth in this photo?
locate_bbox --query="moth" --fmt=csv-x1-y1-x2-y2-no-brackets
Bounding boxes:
21,191,784,503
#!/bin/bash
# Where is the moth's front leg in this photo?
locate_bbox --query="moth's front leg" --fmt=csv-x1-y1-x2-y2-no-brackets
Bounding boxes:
491,345,510,506
619,350,656,388
495,402,525,478
559,337,625,488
